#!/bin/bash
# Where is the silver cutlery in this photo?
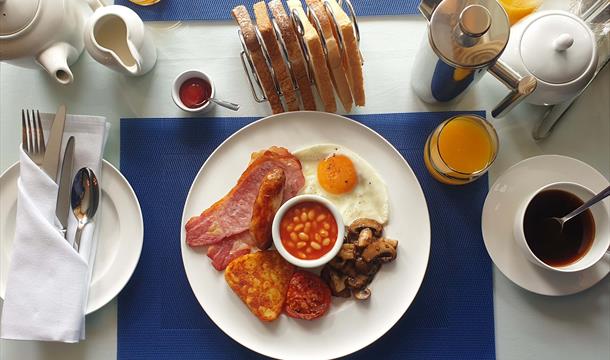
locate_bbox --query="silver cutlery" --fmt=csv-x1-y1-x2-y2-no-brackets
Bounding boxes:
41,104,67,181
209,97,240,111
21,109,46,166
56,136,75,239
544,185,610,236
71,168,100,252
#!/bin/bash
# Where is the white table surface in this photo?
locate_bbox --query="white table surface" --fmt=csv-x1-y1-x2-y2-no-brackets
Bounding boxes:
1,1,609,359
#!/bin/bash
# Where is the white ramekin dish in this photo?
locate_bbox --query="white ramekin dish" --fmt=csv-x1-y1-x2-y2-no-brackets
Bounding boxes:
272,194,345,268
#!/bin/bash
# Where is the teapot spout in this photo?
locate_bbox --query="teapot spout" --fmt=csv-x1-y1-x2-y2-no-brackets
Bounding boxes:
36,44,75,85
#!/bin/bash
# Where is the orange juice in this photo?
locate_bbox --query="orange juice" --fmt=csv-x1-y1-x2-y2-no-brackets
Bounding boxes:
498,0,542,25
424,115,498,185
129,0,161,5
438,117,493,173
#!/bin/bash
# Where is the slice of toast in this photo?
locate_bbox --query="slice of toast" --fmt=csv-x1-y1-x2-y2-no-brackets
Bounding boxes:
287,0,337,113
306,0,353,112
268,0,317,111
232,5,284,114
325,0,365,107
253,2,300,111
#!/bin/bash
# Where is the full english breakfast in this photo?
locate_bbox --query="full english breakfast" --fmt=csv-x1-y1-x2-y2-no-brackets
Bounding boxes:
186,144,399,322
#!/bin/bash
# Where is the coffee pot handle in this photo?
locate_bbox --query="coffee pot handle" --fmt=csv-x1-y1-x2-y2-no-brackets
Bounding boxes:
488,59,537,118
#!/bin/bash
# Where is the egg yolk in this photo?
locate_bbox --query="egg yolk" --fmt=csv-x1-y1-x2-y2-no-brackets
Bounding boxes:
317,154,358,194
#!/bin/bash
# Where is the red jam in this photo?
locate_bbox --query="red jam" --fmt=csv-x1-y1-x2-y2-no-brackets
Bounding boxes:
179,77,212,108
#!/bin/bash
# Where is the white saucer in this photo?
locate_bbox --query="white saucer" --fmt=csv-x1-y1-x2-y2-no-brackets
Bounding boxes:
0,160,144,314
482,155,610,296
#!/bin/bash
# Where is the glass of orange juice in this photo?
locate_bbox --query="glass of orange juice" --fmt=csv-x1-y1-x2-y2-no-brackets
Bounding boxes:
498,0,543,25
129,0,161,5
424,115,498,185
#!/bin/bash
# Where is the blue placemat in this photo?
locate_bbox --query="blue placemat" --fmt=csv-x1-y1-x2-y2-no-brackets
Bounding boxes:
118,111,495,360
114,0,420,21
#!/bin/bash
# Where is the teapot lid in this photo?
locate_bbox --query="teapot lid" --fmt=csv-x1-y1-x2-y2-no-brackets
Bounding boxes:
520,12,596,84
0,0,40,37
429,0,510,69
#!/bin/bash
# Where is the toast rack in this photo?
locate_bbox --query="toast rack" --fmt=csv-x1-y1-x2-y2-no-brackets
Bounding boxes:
238,0,362,104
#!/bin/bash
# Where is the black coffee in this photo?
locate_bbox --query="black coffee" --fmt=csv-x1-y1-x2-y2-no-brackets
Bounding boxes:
523,189,595,267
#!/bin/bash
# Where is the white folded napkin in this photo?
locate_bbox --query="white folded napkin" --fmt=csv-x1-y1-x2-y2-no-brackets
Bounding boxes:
1,114,109,342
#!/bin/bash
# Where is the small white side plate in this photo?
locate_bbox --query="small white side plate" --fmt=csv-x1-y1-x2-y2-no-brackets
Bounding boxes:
0,160,144,314
482,155,610,296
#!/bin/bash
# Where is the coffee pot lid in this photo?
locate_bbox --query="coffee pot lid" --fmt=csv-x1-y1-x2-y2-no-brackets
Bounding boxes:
429,0,510,69
520,12,596,84
0,0,41,37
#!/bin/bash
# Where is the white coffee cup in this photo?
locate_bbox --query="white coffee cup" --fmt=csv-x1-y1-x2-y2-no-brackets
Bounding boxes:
513,182,610,272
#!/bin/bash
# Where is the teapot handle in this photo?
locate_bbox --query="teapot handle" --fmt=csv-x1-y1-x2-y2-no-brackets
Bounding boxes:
488,59,537,118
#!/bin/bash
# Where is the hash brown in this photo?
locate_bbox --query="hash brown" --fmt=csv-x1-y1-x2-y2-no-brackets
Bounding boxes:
225,250,295,321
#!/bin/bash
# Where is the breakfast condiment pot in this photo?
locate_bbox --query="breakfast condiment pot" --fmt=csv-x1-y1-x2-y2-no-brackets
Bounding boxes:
83,5,156,76
0,0,102,85
412,0,537,118
498,10,598,106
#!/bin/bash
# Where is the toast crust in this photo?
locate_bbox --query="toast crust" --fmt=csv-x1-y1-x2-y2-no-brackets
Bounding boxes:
325,0,365,106
287,0,337,113
254,2,300,111
268,0,317,111
306,0,353,112
233,5,285,114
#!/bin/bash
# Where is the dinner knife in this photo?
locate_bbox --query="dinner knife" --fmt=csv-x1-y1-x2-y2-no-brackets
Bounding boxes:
41,104,67,181
56,136,75,238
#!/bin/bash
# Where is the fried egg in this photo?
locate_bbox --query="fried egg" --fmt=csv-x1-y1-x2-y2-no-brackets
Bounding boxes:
294,144,389,224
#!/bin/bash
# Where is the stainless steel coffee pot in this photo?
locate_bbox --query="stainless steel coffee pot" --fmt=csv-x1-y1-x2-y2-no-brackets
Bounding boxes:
411,0,537,118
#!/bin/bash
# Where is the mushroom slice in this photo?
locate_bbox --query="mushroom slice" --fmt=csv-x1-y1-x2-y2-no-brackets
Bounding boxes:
328,256,348,270
362,240,397,263
356,228,373,248
338,243,357,260
346,274,370,289
349,218,383,238
381,238,399,249
322,266,350,297
355,257,381,275
353,288,371,300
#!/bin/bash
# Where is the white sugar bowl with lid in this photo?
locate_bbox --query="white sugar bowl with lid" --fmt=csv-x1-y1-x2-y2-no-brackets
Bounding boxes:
499,10,598,106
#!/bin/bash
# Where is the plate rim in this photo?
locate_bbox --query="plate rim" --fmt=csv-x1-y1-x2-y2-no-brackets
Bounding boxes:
482,154,610,296
179,111,431,359
0,159,144,314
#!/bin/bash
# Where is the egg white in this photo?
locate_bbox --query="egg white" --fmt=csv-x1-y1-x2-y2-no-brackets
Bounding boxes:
294,144,389,225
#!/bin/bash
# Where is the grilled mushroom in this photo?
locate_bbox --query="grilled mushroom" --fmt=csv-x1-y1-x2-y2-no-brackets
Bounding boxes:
349,218,383,238
381,238,399,249
346,274,370,289
322,267,351,298
353,288,371,300
356,228,374,248
355,257,381,275
338,243,357,260
328,256,347,270
362,241,397,263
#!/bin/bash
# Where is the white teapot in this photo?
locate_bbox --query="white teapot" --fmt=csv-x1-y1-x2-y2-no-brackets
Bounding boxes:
499,10,598,106
0,0,105,85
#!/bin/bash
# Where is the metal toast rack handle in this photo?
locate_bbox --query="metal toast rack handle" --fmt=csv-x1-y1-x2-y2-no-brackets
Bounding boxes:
238,0,362,104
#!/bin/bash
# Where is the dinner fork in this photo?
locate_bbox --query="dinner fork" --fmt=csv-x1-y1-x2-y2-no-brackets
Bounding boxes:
21,110,46,165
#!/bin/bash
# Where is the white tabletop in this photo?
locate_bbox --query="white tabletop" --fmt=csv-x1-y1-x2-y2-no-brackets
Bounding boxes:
1,1,609,359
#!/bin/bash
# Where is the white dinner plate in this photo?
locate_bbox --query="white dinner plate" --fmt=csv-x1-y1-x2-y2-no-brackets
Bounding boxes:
482,155,610,296
181,112,431,360
0,160,144,314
